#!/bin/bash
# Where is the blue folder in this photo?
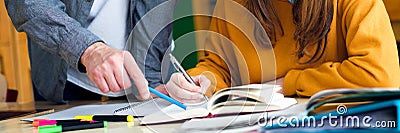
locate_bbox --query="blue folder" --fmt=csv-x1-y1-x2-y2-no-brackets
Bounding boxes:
262,99,400,132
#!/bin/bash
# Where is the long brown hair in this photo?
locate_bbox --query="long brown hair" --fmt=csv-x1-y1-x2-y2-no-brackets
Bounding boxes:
245,0,334,63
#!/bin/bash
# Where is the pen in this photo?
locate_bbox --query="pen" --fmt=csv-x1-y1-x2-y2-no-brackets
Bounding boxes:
169,53,208,102
38,121,106,133
74,115,134,122
169,53,198,85
149,86,187,110
130,78,187,110
33,119,95,127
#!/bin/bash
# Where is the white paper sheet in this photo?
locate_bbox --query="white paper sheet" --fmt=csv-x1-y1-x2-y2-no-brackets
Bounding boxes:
22,98,170,122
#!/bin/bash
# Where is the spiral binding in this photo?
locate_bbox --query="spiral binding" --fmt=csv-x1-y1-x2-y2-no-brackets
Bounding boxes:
113,99,155,114
113,105,133,113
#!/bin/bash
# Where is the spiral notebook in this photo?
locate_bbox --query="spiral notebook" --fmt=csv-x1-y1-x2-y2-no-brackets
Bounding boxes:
22,98,171,122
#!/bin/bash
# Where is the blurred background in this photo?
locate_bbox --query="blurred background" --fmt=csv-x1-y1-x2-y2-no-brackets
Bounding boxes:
0,0,398,104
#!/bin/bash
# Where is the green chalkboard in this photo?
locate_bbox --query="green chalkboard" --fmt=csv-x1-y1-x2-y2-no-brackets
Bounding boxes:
172,0,198,70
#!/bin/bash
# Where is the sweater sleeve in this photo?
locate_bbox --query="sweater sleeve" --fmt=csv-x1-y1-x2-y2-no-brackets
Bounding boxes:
5,0,101,71
283,0,400,96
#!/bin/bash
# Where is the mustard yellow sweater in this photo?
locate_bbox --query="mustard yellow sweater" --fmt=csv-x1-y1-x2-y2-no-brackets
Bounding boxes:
188,0,400,97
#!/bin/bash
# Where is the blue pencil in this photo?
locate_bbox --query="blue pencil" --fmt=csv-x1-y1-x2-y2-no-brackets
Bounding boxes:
148,86,187,110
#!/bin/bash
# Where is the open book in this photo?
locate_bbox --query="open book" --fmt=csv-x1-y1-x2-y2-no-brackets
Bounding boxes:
140,84,297,125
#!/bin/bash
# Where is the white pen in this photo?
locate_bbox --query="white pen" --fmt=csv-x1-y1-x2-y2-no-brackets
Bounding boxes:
169,53,208,102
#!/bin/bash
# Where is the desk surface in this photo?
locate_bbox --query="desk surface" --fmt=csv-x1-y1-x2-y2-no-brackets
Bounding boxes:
0,98,309,133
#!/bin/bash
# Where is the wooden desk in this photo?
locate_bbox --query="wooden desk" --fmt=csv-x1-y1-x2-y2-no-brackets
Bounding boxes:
0,98,308,133
0,100,182,133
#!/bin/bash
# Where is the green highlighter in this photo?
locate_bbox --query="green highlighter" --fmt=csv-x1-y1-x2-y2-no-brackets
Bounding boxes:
38,121,107,133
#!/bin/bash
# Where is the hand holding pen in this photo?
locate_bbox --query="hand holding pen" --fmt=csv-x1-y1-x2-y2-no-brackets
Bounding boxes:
165,53,209,104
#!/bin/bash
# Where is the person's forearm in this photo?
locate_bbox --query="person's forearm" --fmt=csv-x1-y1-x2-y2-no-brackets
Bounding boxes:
283,0,400,96
5,0,101,71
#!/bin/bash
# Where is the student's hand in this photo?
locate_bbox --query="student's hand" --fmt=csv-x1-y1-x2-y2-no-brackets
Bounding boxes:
81,42,150,100
265,77,284,94
265,77,284,86
165,73,210,104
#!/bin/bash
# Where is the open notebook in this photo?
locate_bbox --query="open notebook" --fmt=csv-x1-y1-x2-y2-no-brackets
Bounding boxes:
141,84,297,125
22,98,170,122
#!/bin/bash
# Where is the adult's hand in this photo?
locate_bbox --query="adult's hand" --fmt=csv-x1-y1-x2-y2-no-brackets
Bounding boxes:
165,73,210,104
81,42,150,100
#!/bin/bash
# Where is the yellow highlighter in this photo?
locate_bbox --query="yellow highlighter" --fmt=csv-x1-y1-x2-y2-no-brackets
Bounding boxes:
75,115,134,122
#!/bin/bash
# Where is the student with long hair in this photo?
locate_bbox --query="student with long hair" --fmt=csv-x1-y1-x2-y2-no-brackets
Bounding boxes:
165,0,400,103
